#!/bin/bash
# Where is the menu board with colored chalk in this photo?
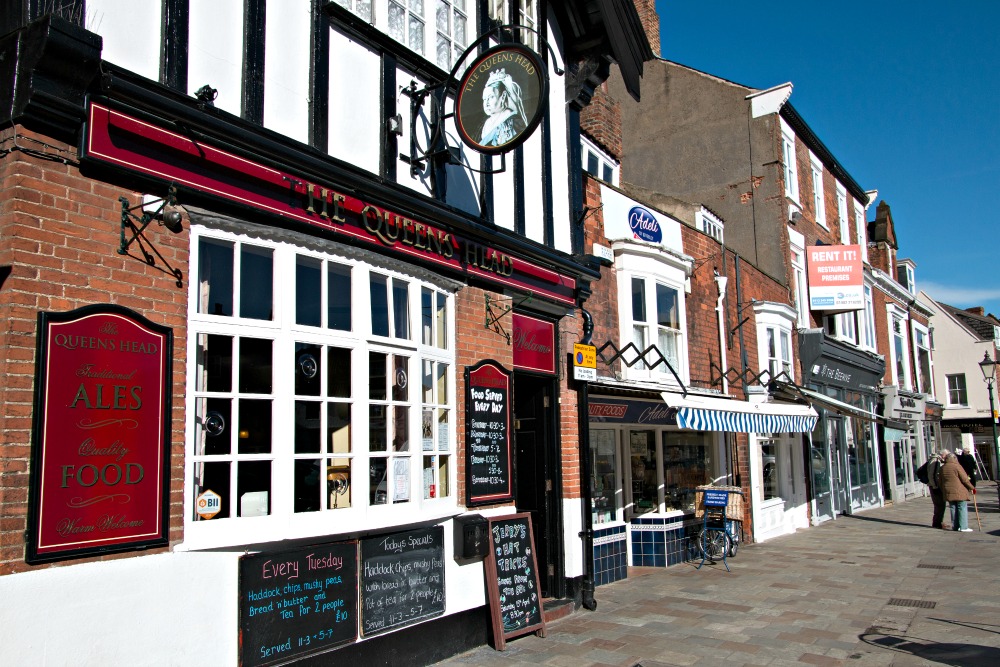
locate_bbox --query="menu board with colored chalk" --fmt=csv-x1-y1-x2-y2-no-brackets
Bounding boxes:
239,541,358,666
484,514,546,650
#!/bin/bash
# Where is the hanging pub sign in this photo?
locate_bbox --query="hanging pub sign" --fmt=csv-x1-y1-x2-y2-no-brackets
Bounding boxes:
465,360,514,506
455,44,548,155
26,305,172,563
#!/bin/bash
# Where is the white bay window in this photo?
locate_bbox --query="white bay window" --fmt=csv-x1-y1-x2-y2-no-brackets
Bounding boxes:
187,226,456,548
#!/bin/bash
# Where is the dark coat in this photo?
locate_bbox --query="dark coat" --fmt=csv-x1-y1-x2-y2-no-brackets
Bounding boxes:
939,457,974,502
957,453,978,487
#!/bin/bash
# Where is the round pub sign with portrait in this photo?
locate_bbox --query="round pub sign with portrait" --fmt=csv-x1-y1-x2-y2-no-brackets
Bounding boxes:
455,44,548,155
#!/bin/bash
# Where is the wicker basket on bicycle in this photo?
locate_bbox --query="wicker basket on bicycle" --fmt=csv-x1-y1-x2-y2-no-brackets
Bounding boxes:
694,484,744,522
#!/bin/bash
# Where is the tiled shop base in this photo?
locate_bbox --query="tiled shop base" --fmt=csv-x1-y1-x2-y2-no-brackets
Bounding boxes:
630,515,699,568
592,524,627,586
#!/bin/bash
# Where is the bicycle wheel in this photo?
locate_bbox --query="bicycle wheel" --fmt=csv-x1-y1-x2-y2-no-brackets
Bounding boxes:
699,527,730,561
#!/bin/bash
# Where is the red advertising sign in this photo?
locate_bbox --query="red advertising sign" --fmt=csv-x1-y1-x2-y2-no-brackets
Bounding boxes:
27,306,172,563
511,313,556,375
806,244,864,312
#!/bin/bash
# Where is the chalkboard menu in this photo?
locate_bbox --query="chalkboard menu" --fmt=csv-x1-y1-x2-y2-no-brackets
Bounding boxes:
360,525,446,637
465,360,513,506
239,541,358,667
484,514,546,650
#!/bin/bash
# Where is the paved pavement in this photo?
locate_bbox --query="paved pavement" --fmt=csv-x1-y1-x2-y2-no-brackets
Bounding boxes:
436,486,1000,667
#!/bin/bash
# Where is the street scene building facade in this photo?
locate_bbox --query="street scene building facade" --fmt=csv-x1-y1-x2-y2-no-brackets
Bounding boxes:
1,1,996,665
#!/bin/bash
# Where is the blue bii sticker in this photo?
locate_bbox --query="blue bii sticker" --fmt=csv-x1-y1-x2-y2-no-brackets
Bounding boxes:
628,206,662,244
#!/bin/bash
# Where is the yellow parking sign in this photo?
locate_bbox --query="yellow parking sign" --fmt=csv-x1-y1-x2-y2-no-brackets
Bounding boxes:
573,344,596,369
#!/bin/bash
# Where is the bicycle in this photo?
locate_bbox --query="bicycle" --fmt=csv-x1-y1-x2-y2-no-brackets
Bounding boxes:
695,487,743,572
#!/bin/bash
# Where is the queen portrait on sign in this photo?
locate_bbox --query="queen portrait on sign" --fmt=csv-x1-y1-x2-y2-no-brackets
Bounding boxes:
479,68,528,147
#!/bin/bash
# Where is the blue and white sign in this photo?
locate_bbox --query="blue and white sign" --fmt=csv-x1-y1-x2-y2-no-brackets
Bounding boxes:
598,184,683,252
628,206,662,243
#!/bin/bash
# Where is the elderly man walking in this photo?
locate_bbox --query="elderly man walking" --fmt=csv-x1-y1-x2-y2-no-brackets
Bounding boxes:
940,451,976,532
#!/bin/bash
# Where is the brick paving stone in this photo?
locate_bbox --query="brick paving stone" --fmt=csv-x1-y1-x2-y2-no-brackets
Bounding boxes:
433,486,1000,667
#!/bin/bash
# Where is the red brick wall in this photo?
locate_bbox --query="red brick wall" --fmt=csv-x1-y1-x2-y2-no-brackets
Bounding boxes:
631,0,660,57
580,83,623,162
0,125,189,575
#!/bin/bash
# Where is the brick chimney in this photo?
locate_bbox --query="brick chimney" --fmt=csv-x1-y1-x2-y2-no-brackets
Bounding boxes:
632,0,661,57
967,306,986,317
580,83,622,161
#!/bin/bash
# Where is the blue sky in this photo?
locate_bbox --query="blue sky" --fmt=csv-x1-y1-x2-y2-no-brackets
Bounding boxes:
654,1,1000,317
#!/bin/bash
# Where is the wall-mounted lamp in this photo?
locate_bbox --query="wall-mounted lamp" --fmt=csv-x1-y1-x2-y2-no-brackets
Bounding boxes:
118,184,184,287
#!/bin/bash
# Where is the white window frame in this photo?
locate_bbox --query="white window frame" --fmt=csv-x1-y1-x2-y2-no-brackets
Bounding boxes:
946,374,968,407
353,0,472,70
780,119,800,204
836,183,849,245
754,301,796,384
888,305,911,390
912,322,933,395
810,152,826,228
614,244,691,387
854,200,868,263
183,225,458,551
697,207,724,243
861,283,876,351
788,227,809,328
581,135,620,186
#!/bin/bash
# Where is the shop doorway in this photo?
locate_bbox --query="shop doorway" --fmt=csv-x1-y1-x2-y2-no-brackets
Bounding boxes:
513,374,561,598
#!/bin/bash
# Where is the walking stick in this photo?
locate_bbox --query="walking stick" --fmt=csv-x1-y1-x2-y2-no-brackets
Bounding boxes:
973,491,983,532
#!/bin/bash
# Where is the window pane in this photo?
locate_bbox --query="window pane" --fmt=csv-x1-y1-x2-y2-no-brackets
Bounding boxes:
393,457,410,502
393,405,409,451
370,274,389,336
393,355,409,400
436,36,450,69
388,2,405,41
195,461,230,519
197,397,231,455
422,360,433,403
422,409,434,450
438,455,449,497
436,292,447,348
436,363,447,402
393,280,410,339
370,458,388,505
328,263,352,331
631,277,646,321
328,457,352,509
198,238,233,316
327,347,352,398
370,405,388,452
409,16,424,52
602,164,613,183
423,456,436,498
328,403,351,453
437,409,449,451
369,352,387,400
656,283,679,329
239,338,273,394
294,400,321,453
295,343,322,396
422,288,433,345
238,399,272,454
197,334,232,392
294,459,322,513
296,255,322,326
586,152,598,176
240,246,273,320
237,460,271,517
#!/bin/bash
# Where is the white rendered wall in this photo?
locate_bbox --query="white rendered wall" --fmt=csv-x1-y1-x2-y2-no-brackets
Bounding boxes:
562,497,584,578
326,27,381,174
264,0,311,144
189,0,245,115
1,517,489,666
86,0,161,81
521,128,545,245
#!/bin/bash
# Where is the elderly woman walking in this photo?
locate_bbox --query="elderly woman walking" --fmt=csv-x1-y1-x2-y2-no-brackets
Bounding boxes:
939,451,976,532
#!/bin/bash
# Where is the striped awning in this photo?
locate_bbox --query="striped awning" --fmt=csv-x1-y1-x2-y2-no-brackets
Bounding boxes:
661,393,818,434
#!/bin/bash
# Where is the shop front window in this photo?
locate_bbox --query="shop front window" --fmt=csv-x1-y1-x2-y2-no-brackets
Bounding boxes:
590,430,618,524
629,431,658,515
662,431,714,512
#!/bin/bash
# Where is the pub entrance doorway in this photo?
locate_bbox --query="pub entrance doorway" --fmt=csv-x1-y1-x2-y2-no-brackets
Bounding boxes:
513,372,562,599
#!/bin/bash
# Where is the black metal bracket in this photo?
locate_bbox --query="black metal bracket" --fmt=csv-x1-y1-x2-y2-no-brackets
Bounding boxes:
118,184,184,288
595,340,688,396
484,292,532,345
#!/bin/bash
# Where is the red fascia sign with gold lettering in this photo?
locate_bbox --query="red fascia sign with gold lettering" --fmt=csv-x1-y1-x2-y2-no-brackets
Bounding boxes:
27,305,172,563
82,102,576,307
511,313,555,375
